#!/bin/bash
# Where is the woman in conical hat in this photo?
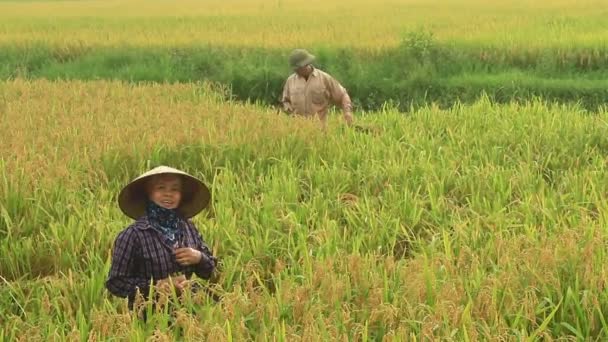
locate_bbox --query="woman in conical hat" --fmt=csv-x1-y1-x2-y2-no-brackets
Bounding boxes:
105,165,216,314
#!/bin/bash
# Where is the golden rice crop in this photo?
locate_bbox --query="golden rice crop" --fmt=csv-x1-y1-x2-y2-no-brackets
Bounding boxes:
0,0,606,49
2,79,608,339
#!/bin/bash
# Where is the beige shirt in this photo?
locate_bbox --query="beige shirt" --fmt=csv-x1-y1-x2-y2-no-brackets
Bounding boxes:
280,68,352,123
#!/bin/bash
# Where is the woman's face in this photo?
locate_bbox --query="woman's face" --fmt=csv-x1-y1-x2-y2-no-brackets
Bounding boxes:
147,175,182,209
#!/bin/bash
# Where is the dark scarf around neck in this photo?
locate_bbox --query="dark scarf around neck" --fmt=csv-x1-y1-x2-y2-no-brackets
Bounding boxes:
146,200,183,246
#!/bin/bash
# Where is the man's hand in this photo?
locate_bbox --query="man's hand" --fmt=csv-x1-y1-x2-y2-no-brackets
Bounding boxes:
282,102,294,115
344,111,354,126
174,247,203,267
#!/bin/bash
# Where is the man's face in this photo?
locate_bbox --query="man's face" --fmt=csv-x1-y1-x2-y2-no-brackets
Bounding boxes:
295,64,312,78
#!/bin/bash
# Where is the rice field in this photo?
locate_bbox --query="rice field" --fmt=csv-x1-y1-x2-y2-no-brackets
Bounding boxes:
2,0,608,340
2,79,608,340
1,0,607,49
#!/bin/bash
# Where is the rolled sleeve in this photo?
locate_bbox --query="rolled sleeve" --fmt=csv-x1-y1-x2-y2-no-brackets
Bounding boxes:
280,78,293,113
187,222,216,279
325,75,352,114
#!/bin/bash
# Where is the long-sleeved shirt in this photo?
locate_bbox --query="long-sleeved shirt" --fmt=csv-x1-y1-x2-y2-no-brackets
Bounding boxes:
105,216,216,309
280,67,353,123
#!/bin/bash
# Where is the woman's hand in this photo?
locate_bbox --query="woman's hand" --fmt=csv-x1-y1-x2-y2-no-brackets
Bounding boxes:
174,247,203,266
156,275,187,295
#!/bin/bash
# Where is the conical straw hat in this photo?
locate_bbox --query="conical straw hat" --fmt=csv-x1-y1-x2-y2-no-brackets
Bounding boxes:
118,165,211,219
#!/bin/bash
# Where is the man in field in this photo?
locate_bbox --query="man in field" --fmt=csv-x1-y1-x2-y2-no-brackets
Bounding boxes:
280,49,354,127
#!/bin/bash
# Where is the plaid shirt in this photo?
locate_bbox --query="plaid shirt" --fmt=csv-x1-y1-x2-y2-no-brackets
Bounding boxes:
105,216,216,307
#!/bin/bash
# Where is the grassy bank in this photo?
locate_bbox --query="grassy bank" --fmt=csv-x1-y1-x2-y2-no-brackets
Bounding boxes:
2,41,607,111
